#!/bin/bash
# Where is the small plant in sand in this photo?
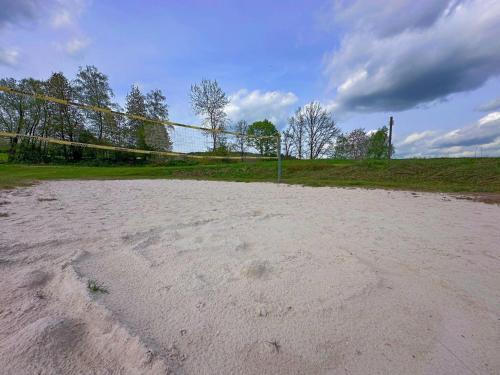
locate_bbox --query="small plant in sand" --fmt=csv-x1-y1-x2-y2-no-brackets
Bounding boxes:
87,279,108,294
266,339,281,353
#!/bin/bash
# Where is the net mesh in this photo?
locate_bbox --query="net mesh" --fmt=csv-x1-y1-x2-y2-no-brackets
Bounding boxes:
0,85,279,162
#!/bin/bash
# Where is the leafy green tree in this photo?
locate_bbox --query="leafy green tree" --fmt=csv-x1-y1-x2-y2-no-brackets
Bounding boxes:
332,133,350,159
145,89,172,151
367,126,394,159
102,104,128,146
47,72,84,160
18,78,47,138
74,65,114,141
0,78,23,158
1,77,58,161
247,119,278,156
0,66,178,162
125,85,147,149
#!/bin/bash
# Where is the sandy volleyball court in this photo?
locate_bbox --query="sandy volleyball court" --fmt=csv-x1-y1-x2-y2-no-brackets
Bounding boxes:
0,180,499,374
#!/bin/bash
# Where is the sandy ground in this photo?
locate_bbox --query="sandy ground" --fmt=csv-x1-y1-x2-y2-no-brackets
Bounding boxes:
0,180,499,375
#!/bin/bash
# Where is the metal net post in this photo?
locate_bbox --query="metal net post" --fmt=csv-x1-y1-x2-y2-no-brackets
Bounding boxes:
277,134,282,183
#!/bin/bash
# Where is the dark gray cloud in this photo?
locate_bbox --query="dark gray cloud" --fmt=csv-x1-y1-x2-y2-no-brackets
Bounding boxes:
0,0,89,66
477,97,500,112
0,0,40,28
332,0,464,38
326,0,500,113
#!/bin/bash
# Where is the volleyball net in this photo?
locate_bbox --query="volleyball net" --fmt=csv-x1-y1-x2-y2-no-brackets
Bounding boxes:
0,85,280,163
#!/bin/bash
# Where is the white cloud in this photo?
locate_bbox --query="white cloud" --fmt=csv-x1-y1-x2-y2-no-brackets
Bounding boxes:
478,112,500,125
366,129,377,136
396,112,500,157
477,97,500,112
50,0,90,56
58,37,90,56
338,69,367,93
325,0,500,113
400,131,435,146
226,89,298,128
50,0,87,29
0,47,19,66
51,9,72,28
330,0,463,38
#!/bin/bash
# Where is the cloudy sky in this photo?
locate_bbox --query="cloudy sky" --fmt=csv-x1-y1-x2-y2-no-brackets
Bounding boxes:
1,0,500,157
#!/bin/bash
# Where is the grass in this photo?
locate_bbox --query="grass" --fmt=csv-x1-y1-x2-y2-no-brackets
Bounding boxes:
87,279,108,294
0,158,499,193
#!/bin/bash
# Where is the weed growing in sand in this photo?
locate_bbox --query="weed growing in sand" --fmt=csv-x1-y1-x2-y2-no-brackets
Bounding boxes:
87,279,108,294
266,340,281,353
0,212,8,217
37,197,58,202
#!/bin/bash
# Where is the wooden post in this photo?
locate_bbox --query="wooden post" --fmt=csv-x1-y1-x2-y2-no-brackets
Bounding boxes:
388,116,394,160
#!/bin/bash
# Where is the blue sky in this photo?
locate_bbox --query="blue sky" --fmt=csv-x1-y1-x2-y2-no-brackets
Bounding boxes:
1,0,500,157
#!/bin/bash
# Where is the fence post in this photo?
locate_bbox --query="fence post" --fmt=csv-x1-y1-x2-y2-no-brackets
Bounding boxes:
277,134,282,183
388,116,394,160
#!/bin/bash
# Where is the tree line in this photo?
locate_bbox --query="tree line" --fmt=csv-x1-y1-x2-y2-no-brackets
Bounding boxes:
189,79,394,159
281,103,394,160
0,66,393,163
0,66,171,163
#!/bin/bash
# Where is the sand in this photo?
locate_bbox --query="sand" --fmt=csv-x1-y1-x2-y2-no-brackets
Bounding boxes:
0,179,499,374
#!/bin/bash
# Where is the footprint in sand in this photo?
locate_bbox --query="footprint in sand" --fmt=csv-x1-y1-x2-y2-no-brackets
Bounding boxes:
122,227,163,251
19,269,52,289
241,260,272,279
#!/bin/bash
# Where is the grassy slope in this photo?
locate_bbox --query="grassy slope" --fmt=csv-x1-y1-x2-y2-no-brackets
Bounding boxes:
1,158,499,193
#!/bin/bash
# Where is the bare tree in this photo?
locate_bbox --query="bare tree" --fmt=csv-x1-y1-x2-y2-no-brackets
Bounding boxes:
347,128,370,159
282,129,294,158
288,107,306,159
332,128,371,160
190,79,229,152
302,102,339,159
232,119,249,158
287,102,339,159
